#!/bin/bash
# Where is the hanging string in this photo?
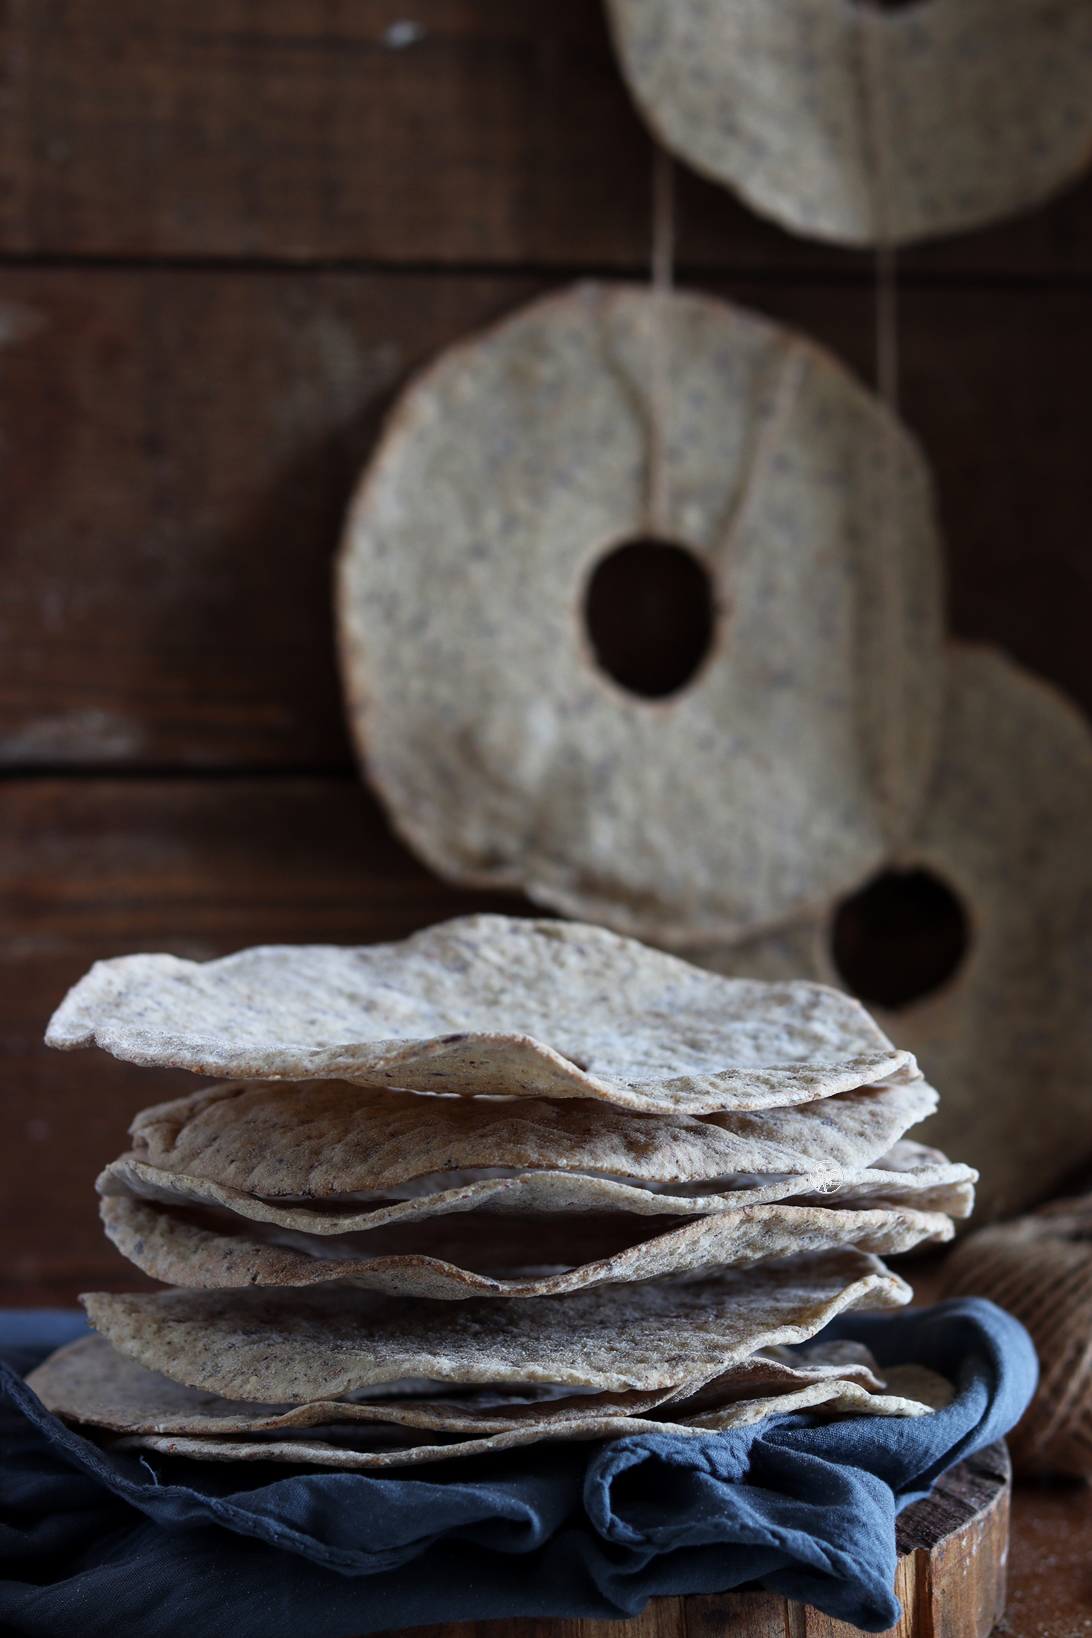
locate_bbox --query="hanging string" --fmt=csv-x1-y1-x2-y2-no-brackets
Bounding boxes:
860,0,911,863
874,240,900,417
646,144,804,624
714,342,806,587
865,0,901,428
646,144,675,540
651,143,675,297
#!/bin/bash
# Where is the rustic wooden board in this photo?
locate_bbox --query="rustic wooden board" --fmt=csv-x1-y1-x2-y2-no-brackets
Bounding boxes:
3,268,1092,773
0,265,548,770
0,0,702,269
3,1,1092,275
0,776,533,1307
365,1444,1009,1638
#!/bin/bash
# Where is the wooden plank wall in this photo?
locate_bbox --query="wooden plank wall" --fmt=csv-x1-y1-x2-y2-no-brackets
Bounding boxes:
3,1,1092,1305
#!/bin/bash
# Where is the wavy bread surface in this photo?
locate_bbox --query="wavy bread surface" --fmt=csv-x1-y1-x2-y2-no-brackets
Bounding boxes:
46,916,914,1112
29,1333,950,1470
121,1077,939,1194
80,1249,911,1402
100,1191,954,1299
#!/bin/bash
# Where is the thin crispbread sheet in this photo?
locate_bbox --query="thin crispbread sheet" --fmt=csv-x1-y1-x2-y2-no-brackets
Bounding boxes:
107,1361,949,1468
679,1363,953,1432
26,1332,889,1436
604,0,1092,248
99,1191,953,1299
45,915,915,1112
31,1335,949,1468
73,1368,954,1470
97,1136,975,1239
80,1249,911,1402
119,1076,939,1197
791,1141,974,1219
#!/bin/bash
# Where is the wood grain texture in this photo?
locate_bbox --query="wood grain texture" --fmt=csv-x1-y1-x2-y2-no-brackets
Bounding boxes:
3,1,1092,274
894,1444,1009,1638
0,777,533,1307
368,1445,1010,1638
377,1617,688,1638
0,265,549,769
0,0,684,269
3,268,1092,772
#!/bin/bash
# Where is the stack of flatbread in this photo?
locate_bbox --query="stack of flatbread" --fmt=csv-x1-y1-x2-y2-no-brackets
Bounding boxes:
29,916,974,1468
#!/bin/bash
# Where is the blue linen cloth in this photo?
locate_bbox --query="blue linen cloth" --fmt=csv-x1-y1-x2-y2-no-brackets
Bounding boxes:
0,1299,1035,1638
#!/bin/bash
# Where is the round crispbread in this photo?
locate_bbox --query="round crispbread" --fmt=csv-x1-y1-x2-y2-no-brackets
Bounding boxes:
604,0,1092,247
80,1249,911,1402
98,1192,953,1300
111,1076,943,1200
336,284,943,943
46,915,917,1114
26,1331,890,1436
694,644,1092,1218
29,1334,947,1470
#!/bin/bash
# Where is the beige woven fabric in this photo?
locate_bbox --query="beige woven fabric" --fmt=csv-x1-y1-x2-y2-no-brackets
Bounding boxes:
604,0,1092,247
940,1197,1092,1479
336,284,943,943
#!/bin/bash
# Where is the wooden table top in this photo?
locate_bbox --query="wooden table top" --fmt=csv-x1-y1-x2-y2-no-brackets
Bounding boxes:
1007,1478,1092,1638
